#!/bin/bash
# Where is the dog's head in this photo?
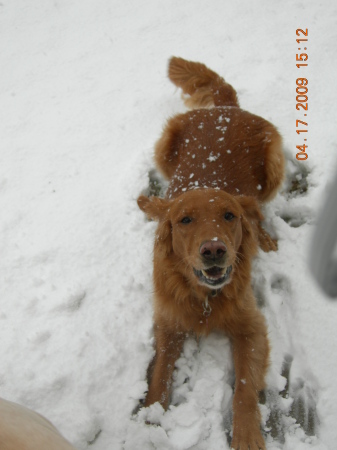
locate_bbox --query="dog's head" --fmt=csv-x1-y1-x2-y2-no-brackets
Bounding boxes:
138,189,262,290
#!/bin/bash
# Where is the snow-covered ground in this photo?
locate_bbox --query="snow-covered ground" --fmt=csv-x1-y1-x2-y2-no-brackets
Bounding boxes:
1,1,337,449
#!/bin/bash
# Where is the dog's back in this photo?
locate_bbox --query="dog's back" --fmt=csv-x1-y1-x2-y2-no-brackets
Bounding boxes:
155,57,284,202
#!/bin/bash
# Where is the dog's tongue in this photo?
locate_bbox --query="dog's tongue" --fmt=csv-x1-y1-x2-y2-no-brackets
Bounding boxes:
205,267,223,278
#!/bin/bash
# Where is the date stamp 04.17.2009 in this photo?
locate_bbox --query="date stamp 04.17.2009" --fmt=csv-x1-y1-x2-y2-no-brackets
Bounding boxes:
295,28,308,161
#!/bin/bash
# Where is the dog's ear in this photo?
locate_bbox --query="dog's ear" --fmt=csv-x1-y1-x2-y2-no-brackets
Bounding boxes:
238,196,278,252
137,195,170,221
237,196,264,223
236,196,262,258
137,195,173,256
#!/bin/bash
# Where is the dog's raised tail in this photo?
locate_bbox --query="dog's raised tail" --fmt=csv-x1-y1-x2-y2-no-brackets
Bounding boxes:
168,56,239,109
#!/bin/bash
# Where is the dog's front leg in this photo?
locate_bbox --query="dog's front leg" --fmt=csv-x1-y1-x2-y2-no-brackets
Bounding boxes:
145,322,185,410
230,318,269,450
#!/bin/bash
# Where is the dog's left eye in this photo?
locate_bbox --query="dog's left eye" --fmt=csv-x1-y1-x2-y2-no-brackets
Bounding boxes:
224,212,235,221
180,216,193,224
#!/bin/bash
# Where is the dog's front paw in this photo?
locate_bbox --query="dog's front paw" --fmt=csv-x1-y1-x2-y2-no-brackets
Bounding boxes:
231,426,266,450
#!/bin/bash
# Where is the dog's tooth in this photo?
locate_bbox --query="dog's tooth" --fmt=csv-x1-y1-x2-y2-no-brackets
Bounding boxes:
226,265,233,274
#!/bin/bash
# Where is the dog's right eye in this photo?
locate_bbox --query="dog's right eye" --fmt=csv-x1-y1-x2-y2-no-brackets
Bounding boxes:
180,217,193,224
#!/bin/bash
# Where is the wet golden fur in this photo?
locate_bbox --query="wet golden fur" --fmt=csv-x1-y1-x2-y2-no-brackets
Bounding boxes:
137,57,285,450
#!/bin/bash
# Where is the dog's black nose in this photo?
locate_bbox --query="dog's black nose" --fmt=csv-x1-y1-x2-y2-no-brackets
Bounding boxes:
200,240,227,261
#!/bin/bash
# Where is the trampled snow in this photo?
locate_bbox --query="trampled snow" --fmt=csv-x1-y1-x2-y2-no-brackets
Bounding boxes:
1,1,337,449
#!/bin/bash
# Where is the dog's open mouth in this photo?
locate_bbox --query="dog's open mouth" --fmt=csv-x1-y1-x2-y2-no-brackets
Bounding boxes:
193,265,233,287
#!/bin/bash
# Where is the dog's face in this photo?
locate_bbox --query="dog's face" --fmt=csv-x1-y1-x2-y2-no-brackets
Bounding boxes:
138,189,262,289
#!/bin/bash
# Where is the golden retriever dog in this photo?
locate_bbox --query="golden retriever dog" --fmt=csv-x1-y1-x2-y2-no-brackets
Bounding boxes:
0,397,76,450
137,57,284,450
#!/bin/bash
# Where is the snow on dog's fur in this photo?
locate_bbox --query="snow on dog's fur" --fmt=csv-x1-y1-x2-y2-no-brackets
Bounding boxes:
138,57,285,450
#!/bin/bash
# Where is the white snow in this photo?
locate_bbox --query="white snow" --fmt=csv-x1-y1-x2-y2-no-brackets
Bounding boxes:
1,1,337,449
